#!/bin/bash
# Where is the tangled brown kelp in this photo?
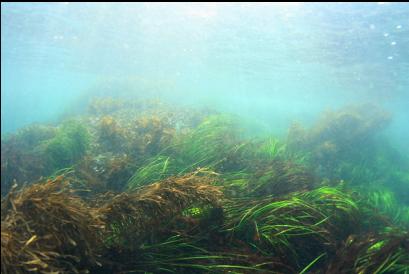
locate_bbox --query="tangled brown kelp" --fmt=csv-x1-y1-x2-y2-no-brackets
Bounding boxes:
0,170,225,273
87,97,210,160
96,115,127,153
73,153,135,194
1,176,103,274
96,169,279,273
93,113,175,157
99,169,223,251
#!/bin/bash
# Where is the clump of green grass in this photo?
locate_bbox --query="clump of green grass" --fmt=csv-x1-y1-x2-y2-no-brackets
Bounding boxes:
126,155,179,190
224,187,360,270
42,120,90,171
359,188,409,228
254,137,311,165
176,114,243,170
115,235,275,273
220,160,315,198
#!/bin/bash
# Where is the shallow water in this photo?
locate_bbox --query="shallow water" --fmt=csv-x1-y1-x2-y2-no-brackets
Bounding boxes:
2,3,409,140
1,3,409,273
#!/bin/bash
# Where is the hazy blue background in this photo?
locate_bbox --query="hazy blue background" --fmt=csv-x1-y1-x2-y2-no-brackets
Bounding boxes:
1,3,408,151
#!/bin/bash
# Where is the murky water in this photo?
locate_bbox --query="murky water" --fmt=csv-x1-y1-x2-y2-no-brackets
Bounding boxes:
1,3,408,273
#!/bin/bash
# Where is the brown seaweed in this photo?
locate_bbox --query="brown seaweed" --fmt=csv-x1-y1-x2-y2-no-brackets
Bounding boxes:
98,169,223,251
1,176,103,274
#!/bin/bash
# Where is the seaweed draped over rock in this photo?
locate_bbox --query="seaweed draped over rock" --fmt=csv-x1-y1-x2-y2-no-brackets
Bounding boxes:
1,170,224,273
98,169,223,251
1,177,103,274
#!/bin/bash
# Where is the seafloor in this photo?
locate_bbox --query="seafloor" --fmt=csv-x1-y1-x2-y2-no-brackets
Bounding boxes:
1,97,408,273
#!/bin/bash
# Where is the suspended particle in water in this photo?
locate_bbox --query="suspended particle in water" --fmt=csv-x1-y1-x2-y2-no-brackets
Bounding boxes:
391,41,397,46
396,25,402,29
387,56,393,60
53,35,64,40
383,33,389,37
370,24,376,29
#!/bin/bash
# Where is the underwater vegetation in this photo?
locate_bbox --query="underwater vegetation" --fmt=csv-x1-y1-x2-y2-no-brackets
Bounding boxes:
100,169,223,251
1,97,408,273
1,176,103,273
42,120,91,172
287,104,391,175
1,125,57,196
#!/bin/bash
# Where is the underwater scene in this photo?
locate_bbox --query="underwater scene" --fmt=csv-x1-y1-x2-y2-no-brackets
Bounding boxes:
1,2,409,274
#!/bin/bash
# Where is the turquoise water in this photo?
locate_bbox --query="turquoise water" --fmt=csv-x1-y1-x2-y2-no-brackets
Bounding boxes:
2,4,409,273
1,2,408,145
